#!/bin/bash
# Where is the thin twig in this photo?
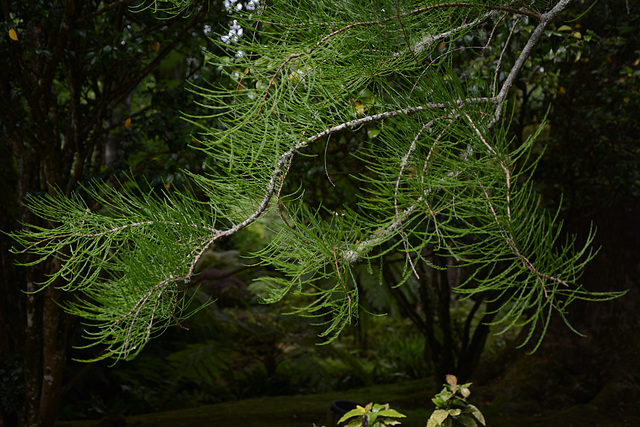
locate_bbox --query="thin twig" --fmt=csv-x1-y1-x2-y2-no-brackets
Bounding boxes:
492,16,520,98
332,245,352,318
489,0,572,127
395,120,437,279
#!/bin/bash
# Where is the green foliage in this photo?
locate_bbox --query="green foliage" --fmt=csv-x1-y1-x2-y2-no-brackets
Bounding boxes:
12,181,221,361
9,0,627,364
338,402,406,427
427,375,485,427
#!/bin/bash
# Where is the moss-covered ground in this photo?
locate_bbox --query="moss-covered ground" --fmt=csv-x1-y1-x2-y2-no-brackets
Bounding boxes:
55,374,640,427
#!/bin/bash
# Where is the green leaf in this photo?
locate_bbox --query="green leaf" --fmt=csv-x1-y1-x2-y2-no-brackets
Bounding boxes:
455,416,479,427
466,405,486,426
375,409,407,419
429,409,450,424
337,407,366,424
367,127,380,139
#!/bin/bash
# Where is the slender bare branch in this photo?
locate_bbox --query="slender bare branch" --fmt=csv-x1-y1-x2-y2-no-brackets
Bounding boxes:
490,0,573,127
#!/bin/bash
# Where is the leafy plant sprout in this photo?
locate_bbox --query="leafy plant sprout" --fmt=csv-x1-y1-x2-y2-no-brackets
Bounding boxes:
427,374,485,427
338,402,406,427
314,377,483,427
10,0,625,363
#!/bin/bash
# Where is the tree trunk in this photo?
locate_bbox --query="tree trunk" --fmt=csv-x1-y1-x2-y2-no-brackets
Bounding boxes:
385,251,500,386
40,283,71,427
0,136,23,373
23,273,44,427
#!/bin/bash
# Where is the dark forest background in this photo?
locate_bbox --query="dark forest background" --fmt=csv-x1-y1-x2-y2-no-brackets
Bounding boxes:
1,1,639,426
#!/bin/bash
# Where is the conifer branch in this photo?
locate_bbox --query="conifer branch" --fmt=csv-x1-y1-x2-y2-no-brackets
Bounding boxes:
222,100,490,251
13,0,622,359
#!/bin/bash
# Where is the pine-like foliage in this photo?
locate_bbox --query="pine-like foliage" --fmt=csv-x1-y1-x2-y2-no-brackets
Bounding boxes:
11,0,624,361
